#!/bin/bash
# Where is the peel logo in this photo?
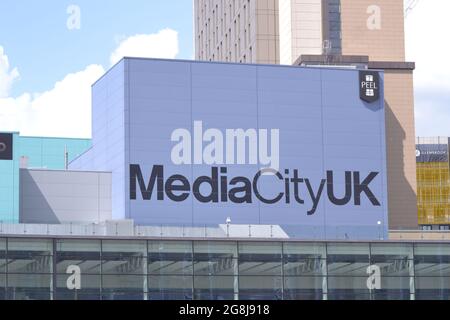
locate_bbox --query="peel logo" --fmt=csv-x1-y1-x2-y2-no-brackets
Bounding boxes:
359,71,380,103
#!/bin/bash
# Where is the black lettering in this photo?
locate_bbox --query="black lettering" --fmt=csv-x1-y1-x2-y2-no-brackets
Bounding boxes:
290,169,304,204
253,169,284,204
305,179,326,215
327,171,352,205
284,169,290,204
130,164,164,200
193,167,219,203
353,172,381,206
229,177,252,203
220,167,228,202
165,175,190,202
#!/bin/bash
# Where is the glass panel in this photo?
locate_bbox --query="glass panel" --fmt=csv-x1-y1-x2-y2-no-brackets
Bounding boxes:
101,274,145,300
6,288,51,301
149,275,193,300
102,274,145,290
284,277,324,300
7,239,53,274
370,244,413,277
414,244,450,276
56,239,101,274
283,242,326,256
194,258,237,276
101,240,147,275
372,277,412,300
194,241,238,258
54,289,101,301
283,243,326,276
370,243,413,257
194,276,236,300
55,274,101,300
238,276,283,300
327,243,370,276
101,291,145,301
0,275,4,300
238,242,282,276
7,274,52,300
415,277,450,300
102,240,147,254
148,241,192,275
327,277,370,300
0,238,5,273
194,242,237,276
7,239,53,253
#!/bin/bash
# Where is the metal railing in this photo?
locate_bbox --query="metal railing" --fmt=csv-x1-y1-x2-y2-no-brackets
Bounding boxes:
0,221,393,240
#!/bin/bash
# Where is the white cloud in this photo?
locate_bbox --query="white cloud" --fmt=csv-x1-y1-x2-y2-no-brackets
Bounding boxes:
0,46,20,98
0,28,179,138
405,0,450,136
0,63,104,138
110,28,179,65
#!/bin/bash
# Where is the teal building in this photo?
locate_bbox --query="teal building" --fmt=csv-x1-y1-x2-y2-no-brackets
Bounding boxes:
0,132,91,223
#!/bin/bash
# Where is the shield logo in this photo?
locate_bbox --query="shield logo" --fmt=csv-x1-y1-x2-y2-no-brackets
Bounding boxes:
0,133,13,160
359,71,380,103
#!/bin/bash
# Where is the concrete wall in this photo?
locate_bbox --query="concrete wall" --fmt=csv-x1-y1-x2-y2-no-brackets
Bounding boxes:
340,0,406,62
20,169,111,224
288,0,323,63
384,70,418,229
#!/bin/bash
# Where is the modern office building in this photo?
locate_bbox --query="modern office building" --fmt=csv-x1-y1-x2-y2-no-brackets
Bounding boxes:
0,133,91,223
416,137,450,229
194,0,405,65
194,0,279,64
66,57,389,240
194,0,418,230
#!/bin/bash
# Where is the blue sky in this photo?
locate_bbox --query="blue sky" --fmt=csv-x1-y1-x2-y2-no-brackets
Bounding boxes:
0,1,193,96
0,1,449,138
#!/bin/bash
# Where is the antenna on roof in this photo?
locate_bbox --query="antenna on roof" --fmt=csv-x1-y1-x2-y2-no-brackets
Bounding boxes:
405,0,420,18
323,40,332,64
64,145,68,170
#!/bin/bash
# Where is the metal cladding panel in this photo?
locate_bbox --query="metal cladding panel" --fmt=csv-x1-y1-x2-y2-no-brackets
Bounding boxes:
120,59,388,240
20,169,112,224
70,60,126,220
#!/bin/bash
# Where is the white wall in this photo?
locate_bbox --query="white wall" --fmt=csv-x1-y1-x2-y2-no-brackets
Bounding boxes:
279,0,293,65
279,0,324,64
20,169,112,224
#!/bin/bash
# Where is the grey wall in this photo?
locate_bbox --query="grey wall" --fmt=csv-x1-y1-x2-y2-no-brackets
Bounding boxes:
20,169,111,224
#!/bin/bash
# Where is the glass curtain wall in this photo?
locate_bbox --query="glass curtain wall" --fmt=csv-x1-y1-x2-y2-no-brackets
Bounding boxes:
0,238,450,300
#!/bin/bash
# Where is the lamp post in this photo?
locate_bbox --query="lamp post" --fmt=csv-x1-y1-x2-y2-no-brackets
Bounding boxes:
226,217,231,237
377,221,382,240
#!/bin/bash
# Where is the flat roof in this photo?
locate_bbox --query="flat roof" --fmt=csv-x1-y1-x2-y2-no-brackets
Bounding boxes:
93,56,384,87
